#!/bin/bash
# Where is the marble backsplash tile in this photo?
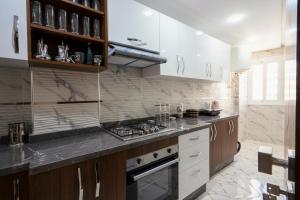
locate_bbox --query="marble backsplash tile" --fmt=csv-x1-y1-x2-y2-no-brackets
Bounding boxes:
0,65,234,136
0,67,31,137
31,67,100,135
100,65,234,123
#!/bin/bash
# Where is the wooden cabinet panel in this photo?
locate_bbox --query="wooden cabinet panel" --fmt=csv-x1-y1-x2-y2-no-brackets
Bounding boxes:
229,118,239,156
0,171,28,200
210,117,239,177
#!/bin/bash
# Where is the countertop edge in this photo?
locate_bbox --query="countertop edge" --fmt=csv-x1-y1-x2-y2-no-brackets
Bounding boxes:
28,123,211,175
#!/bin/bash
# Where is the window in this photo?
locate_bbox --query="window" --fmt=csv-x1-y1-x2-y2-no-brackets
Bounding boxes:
266,62,279,100
285,59,296,100
251,64,263,100
248,59,296,104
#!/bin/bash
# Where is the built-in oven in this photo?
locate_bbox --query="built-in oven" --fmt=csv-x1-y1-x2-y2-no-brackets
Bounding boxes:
126,144,179,200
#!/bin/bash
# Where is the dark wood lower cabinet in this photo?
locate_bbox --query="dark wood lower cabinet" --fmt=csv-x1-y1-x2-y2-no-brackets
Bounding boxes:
210,117,239,177
29,151,126,200
0,171,28,200
0,137,178,200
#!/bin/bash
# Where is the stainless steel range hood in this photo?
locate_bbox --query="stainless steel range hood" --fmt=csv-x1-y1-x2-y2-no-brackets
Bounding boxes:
108,42,167,68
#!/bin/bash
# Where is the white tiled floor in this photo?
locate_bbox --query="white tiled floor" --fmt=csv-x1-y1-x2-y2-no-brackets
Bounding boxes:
197,140,287,200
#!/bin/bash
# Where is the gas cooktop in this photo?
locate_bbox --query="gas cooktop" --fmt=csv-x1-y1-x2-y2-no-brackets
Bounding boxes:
106,121,175,141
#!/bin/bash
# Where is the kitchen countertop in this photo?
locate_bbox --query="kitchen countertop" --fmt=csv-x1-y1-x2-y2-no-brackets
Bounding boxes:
0,113,238,176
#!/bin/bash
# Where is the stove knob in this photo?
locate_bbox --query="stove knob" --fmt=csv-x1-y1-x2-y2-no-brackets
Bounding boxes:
167,148,172,154
136,158,142,164
153,153,158,158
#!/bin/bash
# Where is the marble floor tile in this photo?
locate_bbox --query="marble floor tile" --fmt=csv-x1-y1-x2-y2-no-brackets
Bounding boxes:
197,140,287,200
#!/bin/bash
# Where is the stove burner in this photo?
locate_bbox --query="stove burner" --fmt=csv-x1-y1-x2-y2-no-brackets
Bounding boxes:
107,121,174,141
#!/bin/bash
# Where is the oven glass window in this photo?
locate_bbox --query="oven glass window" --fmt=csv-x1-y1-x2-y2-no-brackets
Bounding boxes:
127,162,178,200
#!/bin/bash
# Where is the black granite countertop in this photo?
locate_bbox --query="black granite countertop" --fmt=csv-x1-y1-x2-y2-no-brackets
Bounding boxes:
0,113,238,176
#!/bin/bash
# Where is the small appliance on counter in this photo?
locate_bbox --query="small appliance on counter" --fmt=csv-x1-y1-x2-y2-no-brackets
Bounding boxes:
198,108,223,116
199,100,223,116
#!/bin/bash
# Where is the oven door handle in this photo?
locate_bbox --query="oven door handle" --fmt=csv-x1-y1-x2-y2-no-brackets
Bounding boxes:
132,158,179,181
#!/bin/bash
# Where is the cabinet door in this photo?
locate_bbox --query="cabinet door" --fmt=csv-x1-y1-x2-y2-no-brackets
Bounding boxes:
99,152,126,200
196,34,213,80
229,117,239,157
209,125,215,177
159,14,180,77
0,0,28,61
108,0,159,52
0,171,28,200
210,121,224,175
211,41,231,82
30,162,98,200
221,119,233,164
177,23,197,78
222,118,239,163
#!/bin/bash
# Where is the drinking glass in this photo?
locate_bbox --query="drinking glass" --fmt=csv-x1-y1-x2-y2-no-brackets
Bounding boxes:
71,13,79,34
82,0,90,7
31,1,42,25
92,0,100,11
93,19,100,38
45,5,54,28
83,16,90,36
58,9,67,31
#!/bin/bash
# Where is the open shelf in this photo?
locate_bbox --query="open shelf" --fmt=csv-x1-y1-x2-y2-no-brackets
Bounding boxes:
29,59,107,73
27,0,108,73
31,24,105,44
60,0,105,16
37,0,105,18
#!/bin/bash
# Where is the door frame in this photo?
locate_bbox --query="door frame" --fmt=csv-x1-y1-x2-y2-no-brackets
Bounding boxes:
295,1,300,198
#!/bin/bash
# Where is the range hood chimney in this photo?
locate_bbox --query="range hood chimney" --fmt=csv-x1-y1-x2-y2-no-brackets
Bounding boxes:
108,42,167,68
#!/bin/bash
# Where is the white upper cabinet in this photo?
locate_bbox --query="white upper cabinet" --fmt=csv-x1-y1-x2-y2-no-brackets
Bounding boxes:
159,14,180,77
195,34,231,81
0,0,28,62
108,0,160,52
177,23,198,78
231,46,252,72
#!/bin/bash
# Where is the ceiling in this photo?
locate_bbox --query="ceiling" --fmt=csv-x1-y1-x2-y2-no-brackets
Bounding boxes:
136,0,297,52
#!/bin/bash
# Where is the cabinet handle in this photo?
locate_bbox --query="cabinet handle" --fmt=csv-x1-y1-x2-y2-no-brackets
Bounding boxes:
95,163,100,198
210,65,212,78
176,55,180,74
78,168,83,200
213,124,217,141
127,37,147,46
228,121,232,136
189,152,201,158
231,121,235,135
13,15,19,54
189,136,200,141
182,57,185,74
209,126,214,142
192,169,201,175
13,178,20,200
206,64,209,77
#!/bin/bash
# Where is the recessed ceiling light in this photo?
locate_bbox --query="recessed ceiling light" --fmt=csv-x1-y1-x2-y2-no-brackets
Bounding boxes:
226,13,245,24
196,54,201,57
144,10,153,17
195,31,203,36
